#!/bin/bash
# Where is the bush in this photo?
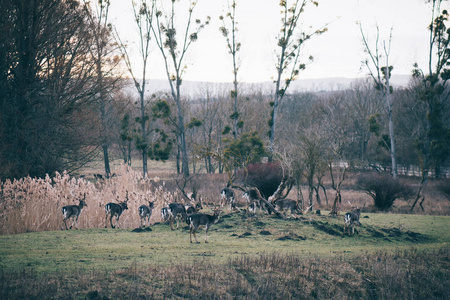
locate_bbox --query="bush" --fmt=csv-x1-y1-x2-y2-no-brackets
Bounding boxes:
436,179,450,200
357,173,413,211
238,162,283,198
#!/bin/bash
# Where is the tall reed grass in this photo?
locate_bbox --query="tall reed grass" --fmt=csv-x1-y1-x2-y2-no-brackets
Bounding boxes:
0,165,176,235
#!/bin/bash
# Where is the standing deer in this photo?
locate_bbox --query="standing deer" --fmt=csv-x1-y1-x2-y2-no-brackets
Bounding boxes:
188,206,222,243
343,208,361,236
61,193,87,230
243,188,271,213
248,200,261,214
162,202,187,230
138,201,154,228
220,188,236,210
105,191,129,229
242,188,259,204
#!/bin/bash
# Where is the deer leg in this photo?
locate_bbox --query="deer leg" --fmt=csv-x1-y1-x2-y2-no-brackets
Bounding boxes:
192,227,200,243
74,215,80,230
62,218,69,230
194,230,199,243
110,215,115,229
170,218,175,230
68,217,73,229
115,216,120,228
205,225,210,243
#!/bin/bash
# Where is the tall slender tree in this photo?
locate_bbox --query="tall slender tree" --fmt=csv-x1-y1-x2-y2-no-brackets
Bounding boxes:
152,0,210,178
83,0,121,178
269,0,327,161
219,0,241,141
115,0,155,177
359,24,398,178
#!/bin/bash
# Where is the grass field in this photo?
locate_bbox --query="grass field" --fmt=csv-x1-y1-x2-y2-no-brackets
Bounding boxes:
1,163,449,299
1,210,449,299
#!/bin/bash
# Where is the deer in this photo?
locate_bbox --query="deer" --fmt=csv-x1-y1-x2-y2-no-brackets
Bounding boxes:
220,187,236,210
343,208,361,236
243,188,271,213
272,198,299,214
138,201,154,228
242,188,258,205
61,193,87,230
162,202,187,230
248,200,261,214
187,206,222,243
105,191,129,229
185,197,203,215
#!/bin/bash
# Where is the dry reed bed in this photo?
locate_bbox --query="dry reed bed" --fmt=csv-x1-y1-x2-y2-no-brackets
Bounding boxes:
0,165,178,235
1,165,449,235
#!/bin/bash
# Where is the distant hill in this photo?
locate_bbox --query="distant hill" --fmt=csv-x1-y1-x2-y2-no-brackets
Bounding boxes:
121,75,412,98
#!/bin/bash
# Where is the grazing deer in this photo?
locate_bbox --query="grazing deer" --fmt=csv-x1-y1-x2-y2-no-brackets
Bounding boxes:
273,198,299,214
165,202,187,230
188,206,222,243
139,201,154,228
343,208,361,236
220,188,236,210
61,193,87,230
105,191,129,229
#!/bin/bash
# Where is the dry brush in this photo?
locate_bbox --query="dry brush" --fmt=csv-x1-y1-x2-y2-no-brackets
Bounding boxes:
0,165,176,235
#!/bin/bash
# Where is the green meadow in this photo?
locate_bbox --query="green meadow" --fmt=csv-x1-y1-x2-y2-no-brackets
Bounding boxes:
1,210,449,299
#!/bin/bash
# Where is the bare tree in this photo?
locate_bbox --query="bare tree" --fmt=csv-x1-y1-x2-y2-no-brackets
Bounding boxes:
343,79,384,163
410,0,450,210
83,0,122,178
152,0,210,178
269,0,327,160
115,0,156,177
219,0,241,141
359,23,398,178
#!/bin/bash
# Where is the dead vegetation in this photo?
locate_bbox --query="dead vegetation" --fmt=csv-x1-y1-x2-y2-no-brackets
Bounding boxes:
1,247,448,299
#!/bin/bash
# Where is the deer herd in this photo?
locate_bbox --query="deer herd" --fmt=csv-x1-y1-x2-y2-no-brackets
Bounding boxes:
61,186,363,242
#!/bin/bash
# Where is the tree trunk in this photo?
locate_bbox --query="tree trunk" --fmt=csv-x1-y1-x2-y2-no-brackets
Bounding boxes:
385,64,398,179
140,89,148,178
102,144,111,177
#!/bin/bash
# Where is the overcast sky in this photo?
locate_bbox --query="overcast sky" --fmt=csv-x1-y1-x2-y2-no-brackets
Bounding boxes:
110,0,447,83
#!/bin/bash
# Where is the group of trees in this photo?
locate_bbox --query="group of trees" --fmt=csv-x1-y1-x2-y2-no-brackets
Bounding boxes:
0,0,449,201
0,0,121,178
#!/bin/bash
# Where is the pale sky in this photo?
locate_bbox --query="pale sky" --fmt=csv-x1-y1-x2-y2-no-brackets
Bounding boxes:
109,0,447,83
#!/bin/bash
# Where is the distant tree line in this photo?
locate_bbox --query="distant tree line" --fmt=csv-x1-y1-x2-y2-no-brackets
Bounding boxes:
0,0,448,184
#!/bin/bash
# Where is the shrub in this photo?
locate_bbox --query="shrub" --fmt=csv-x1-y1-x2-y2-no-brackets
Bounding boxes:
436,179,450,200
238,162,283,198
357,173,413,211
